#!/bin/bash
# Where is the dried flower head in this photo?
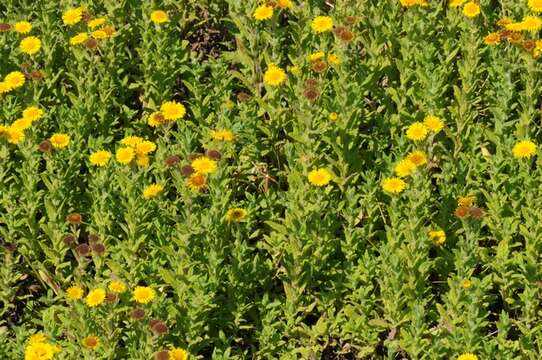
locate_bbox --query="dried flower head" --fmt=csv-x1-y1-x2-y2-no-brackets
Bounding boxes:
66,213,82,224
130,307,146,320
76,243,91,256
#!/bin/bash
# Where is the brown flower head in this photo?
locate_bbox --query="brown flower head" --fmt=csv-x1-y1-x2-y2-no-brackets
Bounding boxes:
29,70,44,81
105,292,118,303
151,320,168,336
84,38,98,49
206,149,222,161
339,29,354,42
469,207,486,220
66,213,82,224
90,242,105,256
311,61,327,73
454,206,470,219
237,92,252,102
20,63,31,73
0,23,11,32
345,16,357,25
305,79,318,89
187,153,202,161
523,40,535,51
508,32,523,44
303,87,320,101
88,234,100,244
63,234,77,248
155,350,170,360
130,307,146,320
76,243,91,256
38,140,52,153
181,164,195,177
81,11,92,22
165,155,181,167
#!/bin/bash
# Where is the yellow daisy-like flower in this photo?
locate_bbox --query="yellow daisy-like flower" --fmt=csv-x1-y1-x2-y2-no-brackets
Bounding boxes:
66,286,84,300
428,230,446,246
120,135,144,147
4,71,26,90
86,288,106,307
116,147,135,164
0,82,10,94
5,127,25,144
91,30,107,39
191,156,217,175
89,150,112,166
143,184,164,199
108,280,127,294
307,168,332,186
11,118,32,131
307,51,325,62
394,159,417,177
457,353,478,360
512,140,537,158
147,111,163,127
329,112,338,121
151,10,169,24
483,32,501,45
382,177,406,194
277,0,292,9
253,5,273,21
82,336,100,349
263,64,287,86
406,150,427,167
14,21,32,33
187,173,207,192
169,348,189,360
133,286,155,304
289,65,301,76
449,0,466,7
328,53,340,65
70,32,88,45
135,140,157,156
225,208,248,222
211,129,235,141
406,122,429,141
462,279,472,289
25,341,56,360
63,7,84,26
529,0,542,12
462,2,480,17
27,333,47,345
49,133,70,149
423,115,444,133
22,106,44,122
136,154,150,167
520,16,542,32
400,0,429,6
20,36,41,55
311,16,333,33
457,196,475,207
160,101,186,121
88,17,106,29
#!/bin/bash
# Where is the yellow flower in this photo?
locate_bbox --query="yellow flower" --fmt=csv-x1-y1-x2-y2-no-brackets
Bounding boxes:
187,173,208,192
225,208,248,222
263,64,287,86
27,333,47,345
529,0,542,12
147,111,163,127
308,168,332,186
89,150,112,166
449,0,466,7
483,32,501,45
307,51,325,62
462,2,480,18
136,154,150,167
512,140,537,158
329,112,338,121
457,196,475,207
428,230,446,246
22,106,44,122
311,16,333,33
0,82,10,94
277,0,292,9
327,53,340,65
86,288,106,307
4,71,26,90
151,10,169,24
82,336,100,349
400,0,429,6
49,133,70,149
135,140,157,156
382,177,406,194
66,286,84,300
253,5,273,21
108,280,127,294
457,354,478,360
143,184,164,199
211,129,235,141
14,21,32,33
11,118,33,131
20,36,41,55
70,32,88,45
462,279,472,289
63,7,84,26
423,115,444,133
406,150,427,167
519,16,542,32
116,147,135,164
5,127,25,144
191,156,217,175
133,286,155,303
406,122,429,141
169,348,189,360
88,17,106,29
25,341,56,360
289,65,301,76
120,135,144,147
394,159,417,177
91,30,107,39
160,101,186,121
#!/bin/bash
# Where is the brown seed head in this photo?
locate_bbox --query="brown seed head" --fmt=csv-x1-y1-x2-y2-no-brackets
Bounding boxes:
155,350,170,360
165,155,181,167
105,292,118,303
469,207,486,220
88,234,100,244
84,38,98,49
66,213,82,224
181,164,195,177
303,87,320,101
63,234,77,248
339,29,354,42
90,242,105,256
130,307,146,320
76,243,91,256
305,79,318,89
523,40,535,51
237,92,252,102
206,149,222,161
454,206,470,219
38,140,52,153
0,23,12,32
311,61,327,73
151,321,168,336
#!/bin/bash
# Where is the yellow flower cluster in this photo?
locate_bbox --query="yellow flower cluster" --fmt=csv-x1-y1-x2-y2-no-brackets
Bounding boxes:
115,135,157,167
64,7,116,46
148,100,186,127
0,106,44,145
399,0,429,7
24,333,61,360
0,71,26,94
66,281,154,306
